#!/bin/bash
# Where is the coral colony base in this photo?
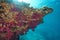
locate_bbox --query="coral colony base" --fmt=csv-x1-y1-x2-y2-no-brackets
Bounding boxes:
0,1,53,40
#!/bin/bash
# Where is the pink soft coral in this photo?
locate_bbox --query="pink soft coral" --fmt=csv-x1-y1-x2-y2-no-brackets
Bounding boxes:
0,2,53,40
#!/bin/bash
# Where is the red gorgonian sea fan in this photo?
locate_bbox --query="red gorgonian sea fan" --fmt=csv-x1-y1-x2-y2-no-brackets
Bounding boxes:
0,2,53,40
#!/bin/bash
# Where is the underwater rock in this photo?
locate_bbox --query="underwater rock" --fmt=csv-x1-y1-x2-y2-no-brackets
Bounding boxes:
0,1,53,40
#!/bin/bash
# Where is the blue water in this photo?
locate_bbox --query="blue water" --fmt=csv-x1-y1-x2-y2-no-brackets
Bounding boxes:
19,0,60,40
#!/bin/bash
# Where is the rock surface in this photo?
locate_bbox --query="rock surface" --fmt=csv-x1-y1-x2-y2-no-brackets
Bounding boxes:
0,1,53,40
